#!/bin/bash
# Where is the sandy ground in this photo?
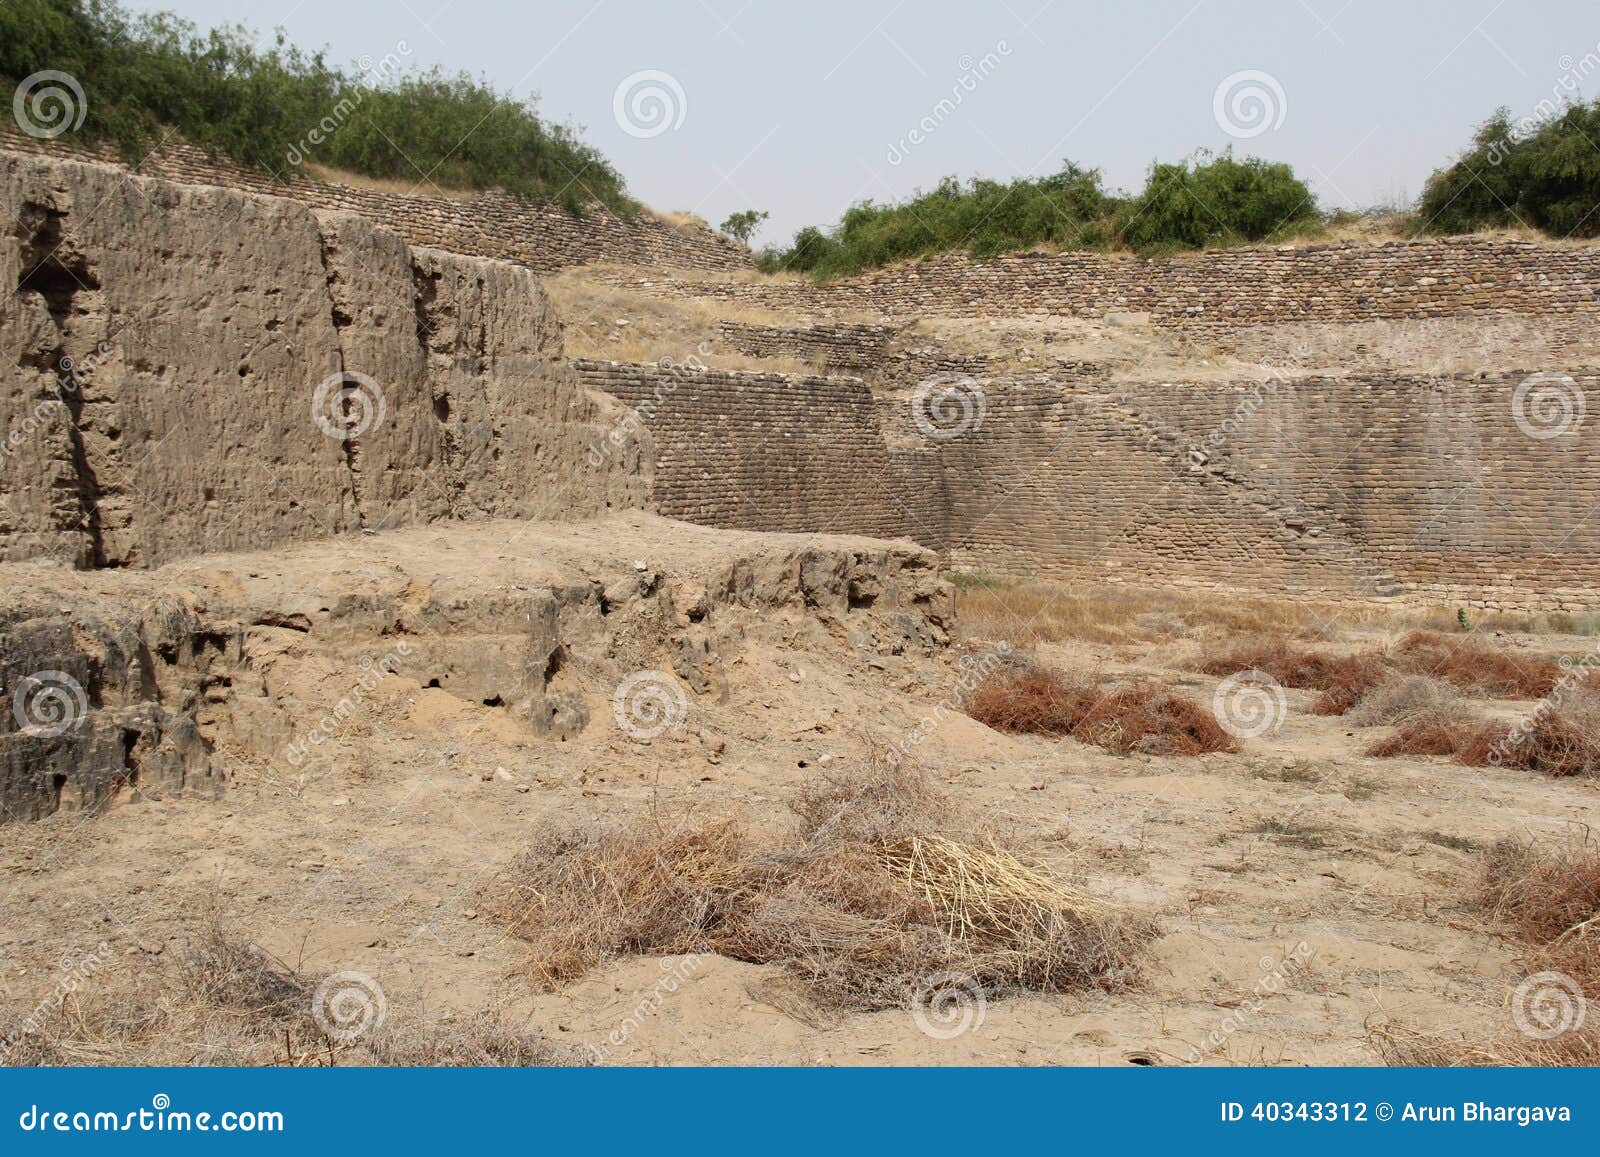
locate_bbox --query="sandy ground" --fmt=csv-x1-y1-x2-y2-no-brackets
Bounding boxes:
4,556,1593,1064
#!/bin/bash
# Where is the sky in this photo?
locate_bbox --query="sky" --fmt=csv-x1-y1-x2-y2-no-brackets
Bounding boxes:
121,0,1600,247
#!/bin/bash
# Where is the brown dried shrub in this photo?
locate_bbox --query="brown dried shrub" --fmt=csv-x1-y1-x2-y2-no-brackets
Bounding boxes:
968,668,1234,754
1346,674,1462,727
1372,1022,1600,1067
1200,641,1391,715
1478,836,1600,998
965,666,1089,736
1364,712,1480,758
1456,701,1600,778
1072,683,1238,755
490,759,1154,1012
1394,631,1559,698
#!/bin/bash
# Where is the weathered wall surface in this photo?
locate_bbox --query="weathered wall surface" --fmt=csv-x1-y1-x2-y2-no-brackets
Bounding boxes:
573,360,906,540
885,375,1600,608
0,151,647,569
0,132,750,274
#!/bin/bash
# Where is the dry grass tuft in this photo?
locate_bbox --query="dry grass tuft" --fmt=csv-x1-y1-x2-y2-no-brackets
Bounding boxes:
1,920,577,1068
967,667,1236,754
1371,1021,1600,1066
1479,836,1600,998
1366,697,1600,778
1394,631,1559,698
489,757,1153,1011
1200,639,1391,716
1346,674,1462,726
1364,712,1479,758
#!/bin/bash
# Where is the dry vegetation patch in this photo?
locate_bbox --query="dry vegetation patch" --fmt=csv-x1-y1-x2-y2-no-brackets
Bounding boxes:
966,665,1235,755
1366,697,1600,778
1393,631,1559,698
488,758,1153,1011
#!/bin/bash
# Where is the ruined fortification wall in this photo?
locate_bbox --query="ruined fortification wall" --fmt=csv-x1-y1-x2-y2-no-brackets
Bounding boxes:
0,132,749,274
0,151,647,569
887,375,1600,608
572,359,906,540
601,240,1600,331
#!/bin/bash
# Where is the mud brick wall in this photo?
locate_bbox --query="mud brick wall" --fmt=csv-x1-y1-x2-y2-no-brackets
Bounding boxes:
717,321,899,374
603,239,1600,328
573,360,906,538
890,375,1600,608
0,133,749,274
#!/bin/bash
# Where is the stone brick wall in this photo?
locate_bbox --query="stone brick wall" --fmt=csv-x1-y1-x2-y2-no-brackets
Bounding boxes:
0,132,750,274
572,360,906,539
597,239,1600,329
717,321,899,373
885,374,1600,608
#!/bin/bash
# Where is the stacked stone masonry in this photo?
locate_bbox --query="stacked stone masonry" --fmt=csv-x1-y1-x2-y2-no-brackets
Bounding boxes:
581,357,1600,609
597,241,1600,330
0,133,750,274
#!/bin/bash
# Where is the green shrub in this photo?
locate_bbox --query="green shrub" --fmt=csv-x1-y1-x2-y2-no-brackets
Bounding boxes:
763,153,1320,277
0,0,630,212
1118,153,1320,252
1419,102,1600,237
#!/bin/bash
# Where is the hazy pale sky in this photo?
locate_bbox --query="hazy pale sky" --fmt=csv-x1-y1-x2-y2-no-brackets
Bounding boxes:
123,0,1600,246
